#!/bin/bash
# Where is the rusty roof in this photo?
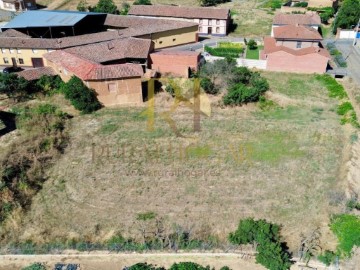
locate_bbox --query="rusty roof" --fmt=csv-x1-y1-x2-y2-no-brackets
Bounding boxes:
128,5,230,20
17,67,57,80
44,50,144,80
273,25,322,40
64,37,153,63
273,13,321,26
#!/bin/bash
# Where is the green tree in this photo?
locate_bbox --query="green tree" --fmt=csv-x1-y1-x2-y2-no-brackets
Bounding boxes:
0,73,30,102
35,75,63,94
133,0,152,5
21,263,46,270
62,76,102,114
94,0,118,14
128,263,165,270
333,0,360,32
247,39,258,50
200,77,219,95
198,0,229,7
169,262,210,270
77,0,88,11
120,2,130,14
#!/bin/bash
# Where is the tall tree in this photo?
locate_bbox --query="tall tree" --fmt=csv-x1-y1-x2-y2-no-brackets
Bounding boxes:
334,0,360,31
94,0,118,14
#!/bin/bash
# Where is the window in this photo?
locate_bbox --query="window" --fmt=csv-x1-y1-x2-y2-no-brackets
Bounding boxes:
3,57,9,64
9,48,15,54
1,48,6,53
108,83,117,93
296,41,302,48
19,58,24,64
199,19,203,24
216,27,220,34
216,20,220,25
32,49,38,54
173,38,176,42
16,48,21,54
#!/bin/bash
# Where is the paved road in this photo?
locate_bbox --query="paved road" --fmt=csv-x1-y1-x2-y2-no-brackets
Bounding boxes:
326,39,360,84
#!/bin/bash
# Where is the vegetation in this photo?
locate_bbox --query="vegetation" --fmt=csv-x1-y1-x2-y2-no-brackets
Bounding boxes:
127,263,165,270
260,0,283,9
133,0,152,5
0,104,69,223
76,0,88,11
200,77,219,95
318,250,337,266
246,45,263,60
21,263,46,270
205,45,244,58
326,42,347,67
330,214,360,257
62,76,102,114
91,0,118,13
198,0,230,7
293,2,307,7
247,39,257,50
229,218,292,270
0,73,31,102
223,68,269,105
125,262,230,270
346,198,360,211
333,0,360,33
35,75,63,95
120,2,130,14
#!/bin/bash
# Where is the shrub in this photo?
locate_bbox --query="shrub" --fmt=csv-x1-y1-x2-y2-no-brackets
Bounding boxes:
0,73,30,102
133,0,152,5
205,45,244,58
22,263,46,270
62,76,102,114
346,198,360,211
247,39,258,50
200,77,219,95
318,250,337,266
337,102,353,116
293,1,308,7
330,214,360,256
169,262,210,270
128,263,165,270
35,75,63,95
231,67,253,85
315,75,348,99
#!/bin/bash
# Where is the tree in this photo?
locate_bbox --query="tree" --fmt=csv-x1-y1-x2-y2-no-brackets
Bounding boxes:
120,2,130,14
333,0,360,32
133,0,152,5
198,0,230,7
77,0,88,11
0,73,30,102
169,262,210,270
200,77,219,95
35,75,63,94
93,0,118,14
62,76,102,114
247,39,257,50
128,263,165,270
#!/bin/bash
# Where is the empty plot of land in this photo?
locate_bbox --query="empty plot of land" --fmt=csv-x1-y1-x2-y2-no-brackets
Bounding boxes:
2,72,346,253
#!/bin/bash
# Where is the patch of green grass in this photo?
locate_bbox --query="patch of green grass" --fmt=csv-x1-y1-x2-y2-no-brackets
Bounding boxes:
330,214,360,257
205,45,244,58
315,75,348,99
259,0,283,9
246,46,263,60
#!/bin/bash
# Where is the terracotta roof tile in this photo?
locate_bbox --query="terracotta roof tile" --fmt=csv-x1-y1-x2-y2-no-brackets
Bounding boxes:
17,67,56,80
128,5,230,20
273,13,321,26
65,37,153,63
0,29,30,38
44,50,143,80
273,25,322,40
263,36,330,58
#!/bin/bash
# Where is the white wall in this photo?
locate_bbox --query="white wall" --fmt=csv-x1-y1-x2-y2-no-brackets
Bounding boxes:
339,30,356,39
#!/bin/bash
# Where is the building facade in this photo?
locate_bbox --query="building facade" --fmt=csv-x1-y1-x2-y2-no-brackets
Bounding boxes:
128,5,230,36
0,0,36,11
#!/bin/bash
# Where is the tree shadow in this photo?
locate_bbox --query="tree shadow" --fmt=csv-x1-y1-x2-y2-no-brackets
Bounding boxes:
0,111,16,137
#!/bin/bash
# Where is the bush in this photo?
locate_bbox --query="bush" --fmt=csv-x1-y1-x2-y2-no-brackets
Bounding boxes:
346,198,360,211
205,45,244,58
200,77,219,95
318,250,337,266
22,263,46,270
62,76,102,114
169,262,210,270
0,73,30,102
330,214,360,256
128,263,165,270
293,2,308,7
133,0,152,4
337,102,353,116
247,39,257,50
35,75,63,95
315,75,348,99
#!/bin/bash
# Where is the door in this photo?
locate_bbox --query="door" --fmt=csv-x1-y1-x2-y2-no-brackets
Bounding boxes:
208,27,212,35
31,58,44,68
11,57,17,67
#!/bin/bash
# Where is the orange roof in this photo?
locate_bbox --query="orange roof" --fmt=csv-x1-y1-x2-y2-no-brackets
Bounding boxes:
44,50,143,80
273,13,321,26
263,36,330,58
273,25,322,40
17,67,57,81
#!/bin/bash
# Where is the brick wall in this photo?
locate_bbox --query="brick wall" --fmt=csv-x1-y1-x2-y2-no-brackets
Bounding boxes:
266,51,328,73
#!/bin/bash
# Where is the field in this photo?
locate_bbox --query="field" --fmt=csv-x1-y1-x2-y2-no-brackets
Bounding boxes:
36,0,275,37
0,72,350,255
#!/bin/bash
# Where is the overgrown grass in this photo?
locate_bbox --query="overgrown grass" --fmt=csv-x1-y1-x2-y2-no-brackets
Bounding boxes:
315,75,347,99
205,45,244,58
330,214,360,257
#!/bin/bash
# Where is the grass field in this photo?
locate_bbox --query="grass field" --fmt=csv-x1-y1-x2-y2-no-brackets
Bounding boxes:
246,45,264,59
1,72,350,254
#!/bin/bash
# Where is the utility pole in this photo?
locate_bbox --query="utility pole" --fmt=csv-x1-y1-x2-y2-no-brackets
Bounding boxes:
353,18,360,46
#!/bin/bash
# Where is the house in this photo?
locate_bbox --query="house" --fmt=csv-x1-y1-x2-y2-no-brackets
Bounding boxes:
0,0,36,12
271,13,321,36
44,50,144,106
0,11,198,69
149,51,201,77
128,5,230,36
262,24,330,73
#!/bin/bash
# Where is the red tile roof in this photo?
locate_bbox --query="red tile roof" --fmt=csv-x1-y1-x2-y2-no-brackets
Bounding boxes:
65,37,153,63
44,50,143,80
0,29,30,38
17,67,56,81
273,25,322,40
263,36,330,58
151,50,200,56
273,13,321,26
128,5,230,20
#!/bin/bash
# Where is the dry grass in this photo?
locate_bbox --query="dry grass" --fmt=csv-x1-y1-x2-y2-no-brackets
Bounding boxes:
1,72,350,254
